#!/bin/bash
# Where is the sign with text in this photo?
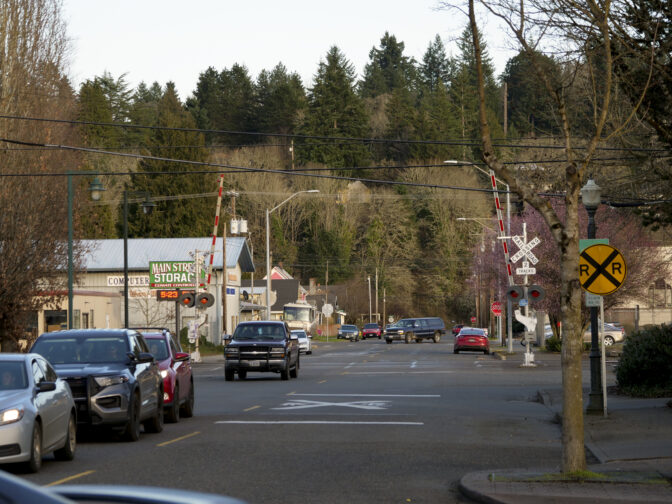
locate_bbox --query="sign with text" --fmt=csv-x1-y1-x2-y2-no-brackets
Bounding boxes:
149,261,205,289
579,244,627,295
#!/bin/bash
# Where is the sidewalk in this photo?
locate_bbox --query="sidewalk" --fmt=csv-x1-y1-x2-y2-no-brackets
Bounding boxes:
459,386,672,503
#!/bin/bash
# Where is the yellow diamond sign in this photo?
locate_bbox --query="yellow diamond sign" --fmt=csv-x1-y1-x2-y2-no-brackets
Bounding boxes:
579,244,627,295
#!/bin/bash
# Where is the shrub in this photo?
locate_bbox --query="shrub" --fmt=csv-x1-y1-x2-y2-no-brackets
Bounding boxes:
545,336,562,352
615,325,672,397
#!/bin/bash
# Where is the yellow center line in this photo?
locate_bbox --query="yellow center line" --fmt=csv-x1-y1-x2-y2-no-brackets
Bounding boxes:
244,405,261,412
157,431,201,447
45,470,95,487
318,380,327,384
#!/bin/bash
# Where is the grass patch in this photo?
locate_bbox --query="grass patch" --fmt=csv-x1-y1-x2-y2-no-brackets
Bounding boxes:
489,470,669,485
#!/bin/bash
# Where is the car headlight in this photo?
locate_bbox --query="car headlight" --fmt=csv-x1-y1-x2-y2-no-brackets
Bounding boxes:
160,370,168,379
224,347,239,357
0,407,24,425
397,330,404,335
94,375,129,388
270,348,286,358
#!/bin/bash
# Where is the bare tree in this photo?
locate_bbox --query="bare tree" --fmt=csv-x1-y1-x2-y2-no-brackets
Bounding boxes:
439,0,652,473
0,0,80,351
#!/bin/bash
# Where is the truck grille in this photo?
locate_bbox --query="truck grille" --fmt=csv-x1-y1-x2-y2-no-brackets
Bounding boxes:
64,377,88,400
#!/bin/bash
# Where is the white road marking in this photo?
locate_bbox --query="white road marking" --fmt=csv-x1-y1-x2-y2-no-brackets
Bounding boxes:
289,393,440,398
410,361,417,368
215,420,423,425
273,399,391,410
343,370,454,375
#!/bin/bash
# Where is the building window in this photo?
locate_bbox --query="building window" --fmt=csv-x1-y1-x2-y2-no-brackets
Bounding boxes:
73,309,81,329
44,310,67,332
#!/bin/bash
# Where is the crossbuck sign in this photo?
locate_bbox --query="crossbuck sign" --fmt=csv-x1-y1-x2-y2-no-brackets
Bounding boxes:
511,235,541,276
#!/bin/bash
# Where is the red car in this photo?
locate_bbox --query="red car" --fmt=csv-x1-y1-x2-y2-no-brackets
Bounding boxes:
361,323,382,339
454,327,490,355
452,324,464,336
137,328,195,423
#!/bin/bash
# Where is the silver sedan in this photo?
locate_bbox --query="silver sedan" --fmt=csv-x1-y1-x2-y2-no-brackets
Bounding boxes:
0,353,77,472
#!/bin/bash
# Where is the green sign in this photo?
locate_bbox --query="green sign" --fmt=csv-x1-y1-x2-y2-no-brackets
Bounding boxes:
579,238,609,252
149,261,205,289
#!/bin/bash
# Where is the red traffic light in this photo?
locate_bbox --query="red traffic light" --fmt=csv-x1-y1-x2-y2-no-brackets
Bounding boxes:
177,292,195,307
528,285,545,302
196,292,214,308
506,286,524,301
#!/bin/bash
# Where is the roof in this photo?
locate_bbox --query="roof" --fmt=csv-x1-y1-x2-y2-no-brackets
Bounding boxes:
80,237,254,273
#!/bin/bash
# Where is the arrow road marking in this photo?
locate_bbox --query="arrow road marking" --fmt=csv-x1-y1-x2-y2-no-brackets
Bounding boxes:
272,399,391,411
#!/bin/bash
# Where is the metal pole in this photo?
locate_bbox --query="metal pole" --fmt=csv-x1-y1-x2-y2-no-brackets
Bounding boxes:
367,276,372,322
123,190,129,329
586,204,604,413
506,184,513,353
265,208,271,320
67,173,74,329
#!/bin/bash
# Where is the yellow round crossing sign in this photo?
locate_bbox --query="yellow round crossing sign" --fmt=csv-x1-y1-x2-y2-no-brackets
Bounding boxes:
579,244,627,295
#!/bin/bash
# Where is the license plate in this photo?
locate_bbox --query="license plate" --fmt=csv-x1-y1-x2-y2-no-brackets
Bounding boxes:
246,360,261,366
468,338,477,342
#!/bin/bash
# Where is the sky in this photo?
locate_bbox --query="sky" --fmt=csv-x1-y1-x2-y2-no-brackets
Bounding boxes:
63,0,516,102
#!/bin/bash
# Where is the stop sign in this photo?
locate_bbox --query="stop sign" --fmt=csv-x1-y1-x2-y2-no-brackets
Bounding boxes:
470,316,476,323
491,301,502,316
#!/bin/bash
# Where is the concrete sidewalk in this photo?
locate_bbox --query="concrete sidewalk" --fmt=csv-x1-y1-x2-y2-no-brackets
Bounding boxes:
459,388,672,503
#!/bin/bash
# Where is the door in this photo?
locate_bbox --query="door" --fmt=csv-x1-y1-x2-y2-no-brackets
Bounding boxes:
31,359,64,450
129,333,157,419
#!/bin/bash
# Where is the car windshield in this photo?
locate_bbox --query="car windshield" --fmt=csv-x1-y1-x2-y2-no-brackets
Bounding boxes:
460,330,485,336
364,324,378,329
234,324,286,341
397,320,415,328
342,325,357,330
146,338,170,360
292,331,307,338
32,336,129,364
0,361,28,390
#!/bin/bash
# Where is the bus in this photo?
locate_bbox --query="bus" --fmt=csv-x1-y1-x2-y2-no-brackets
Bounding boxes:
283,302,318,336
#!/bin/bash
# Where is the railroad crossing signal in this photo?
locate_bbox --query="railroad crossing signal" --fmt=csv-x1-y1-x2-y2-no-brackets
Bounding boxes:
579,244,627,295
511,236,541,265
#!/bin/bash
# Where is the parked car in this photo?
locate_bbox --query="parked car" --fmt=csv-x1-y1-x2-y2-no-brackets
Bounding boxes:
0,467,247,503
584,322,626,346
384,317,446,344
361,323,382,340
136,328,195,423
224,321,299,381
337,324,360,341
291,329,312,354
454,327,490,354
0,353,77,472
30,329,164,442
452,324,464,336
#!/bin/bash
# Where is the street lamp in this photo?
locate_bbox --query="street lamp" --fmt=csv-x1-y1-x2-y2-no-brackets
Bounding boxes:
68,174,105,329
581,177,602,413
448,159,514,350
265,190,319,320
123,190,156,328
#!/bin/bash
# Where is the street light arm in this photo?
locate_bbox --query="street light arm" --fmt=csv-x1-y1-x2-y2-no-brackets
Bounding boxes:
269,190,319,214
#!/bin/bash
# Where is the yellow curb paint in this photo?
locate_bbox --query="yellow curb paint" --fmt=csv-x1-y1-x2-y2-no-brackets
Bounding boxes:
45,470,95,487
157,431,201,447
244,405,261,412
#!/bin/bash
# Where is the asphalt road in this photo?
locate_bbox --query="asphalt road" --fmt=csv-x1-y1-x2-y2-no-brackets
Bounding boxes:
16,338,569,504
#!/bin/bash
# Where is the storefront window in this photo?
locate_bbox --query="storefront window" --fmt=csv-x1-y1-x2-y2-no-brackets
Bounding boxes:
44,310,67,332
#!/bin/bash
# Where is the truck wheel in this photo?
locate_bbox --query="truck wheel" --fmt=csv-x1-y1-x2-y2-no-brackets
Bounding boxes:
225,368,235,381
386,339,392,344
166,384,179,423
280,361,290,380
290,356,299,378
123,393,141,442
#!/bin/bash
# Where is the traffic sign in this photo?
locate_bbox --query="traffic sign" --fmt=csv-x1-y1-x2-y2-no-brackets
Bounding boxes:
491,301,502,316
579,244,627,295
322,303,333,317
516,261,537,275
511,236,541,264
470,316,476,323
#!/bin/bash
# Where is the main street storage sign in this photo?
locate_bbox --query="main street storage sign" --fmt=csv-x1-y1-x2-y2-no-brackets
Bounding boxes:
149,261,205,289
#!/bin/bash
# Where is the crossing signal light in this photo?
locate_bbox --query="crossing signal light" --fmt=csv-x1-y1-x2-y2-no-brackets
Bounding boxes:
506,286,524,301
177,292,195,308
528,285,545,302
196,292,215,308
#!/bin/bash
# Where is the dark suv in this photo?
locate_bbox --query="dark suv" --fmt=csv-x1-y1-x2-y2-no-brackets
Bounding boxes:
31,329,164,441
384,317,446,344
224,321,299,381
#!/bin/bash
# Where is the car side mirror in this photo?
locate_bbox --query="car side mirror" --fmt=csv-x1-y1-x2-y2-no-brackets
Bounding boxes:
174,352,190,362
36,381,56,393
290,334,299,341
138,352,155,363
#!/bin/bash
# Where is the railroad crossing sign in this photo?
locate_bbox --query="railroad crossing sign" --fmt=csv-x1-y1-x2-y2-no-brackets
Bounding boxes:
579,244,627,295
511,236,541,265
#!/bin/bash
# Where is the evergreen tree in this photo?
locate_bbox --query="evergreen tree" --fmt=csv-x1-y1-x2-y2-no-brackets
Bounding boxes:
255,63,306,136
359,32,417,98
127,83,213,238
419,35,453,93
298,46,370,171
128,81,162,146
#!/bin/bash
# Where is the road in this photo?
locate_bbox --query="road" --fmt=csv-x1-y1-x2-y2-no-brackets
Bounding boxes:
17,338,577,504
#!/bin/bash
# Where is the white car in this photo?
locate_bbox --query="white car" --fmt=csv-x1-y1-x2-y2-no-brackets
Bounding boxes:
291,330,312,355
0,353,77,472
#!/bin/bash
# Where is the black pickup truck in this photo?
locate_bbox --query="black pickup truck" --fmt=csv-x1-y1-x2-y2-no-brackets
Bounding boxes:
384,317,447,344
223,321,299,381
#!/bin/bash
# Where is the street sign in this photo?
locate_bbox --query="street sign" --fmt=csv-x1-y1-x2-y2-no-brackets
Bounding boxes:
579,244,627,295
585,292,602,307
515,261,536,275
519,298,528,307
491,301,502,316
511,236,541,264
322,303,333,317
149,261,205,289
470,316,476,323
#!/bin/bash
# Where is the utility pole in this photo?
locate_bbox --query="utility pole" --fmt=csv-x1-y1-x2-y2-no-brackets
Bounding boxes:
222,222,227,336
367,275,372,323
503,82,508,137
383,288,386,328
290,139,295,171
375,267,379,323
